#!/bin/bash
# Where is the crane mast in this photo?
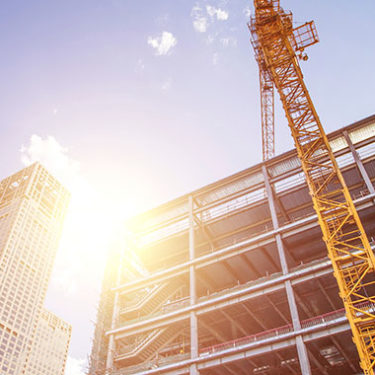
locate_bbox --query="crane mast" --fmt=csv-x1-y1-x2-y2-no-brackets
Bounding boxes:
250,1,375,373
259,58,275,161
253,41,275,161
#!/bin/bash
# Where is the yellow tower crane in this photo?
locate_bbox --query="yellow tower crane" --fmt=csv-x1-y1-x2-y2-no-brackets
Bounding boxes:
249,1,375,373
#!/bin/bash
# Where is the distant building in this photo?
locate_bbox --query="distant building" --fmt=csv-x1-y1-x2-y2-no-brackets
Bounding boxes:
88,251,118,374
24,308,71,375
0,163,70,375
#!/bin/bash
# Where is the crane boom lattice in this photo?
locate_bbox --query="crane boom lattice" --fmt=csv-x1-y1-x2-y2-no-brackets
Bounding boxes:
259,65,274,161
252,36,275,161
250,1,375,373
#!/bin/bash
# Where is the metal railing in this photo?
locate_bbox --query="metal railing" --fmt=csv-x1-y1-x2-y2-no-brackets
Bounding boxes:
111,303,375,374
200,303,375,355
200,309,346,355
115,329,162,360
120,285,161,314
113,258,329,328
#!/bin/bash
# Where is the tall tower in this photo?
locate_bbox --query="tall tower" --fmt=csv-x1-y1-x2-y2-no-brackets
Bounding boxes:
0,162,70,375
24,308,72,375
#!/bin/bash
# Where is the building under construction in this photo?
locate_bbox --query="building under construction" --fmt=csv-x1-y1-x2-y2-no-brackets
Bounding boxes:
88,114,375,375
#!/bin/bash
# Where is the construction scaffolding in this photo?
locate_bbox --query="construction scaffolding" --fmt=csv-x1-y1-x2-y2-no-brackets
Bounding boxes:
89,115,375,375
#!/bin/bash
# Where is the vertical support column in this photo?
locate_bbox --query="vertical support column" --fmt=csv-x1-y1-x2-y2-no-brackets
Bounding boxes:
189,195,199,375
343,130,375,195
106,253,123,374
262,165,312,375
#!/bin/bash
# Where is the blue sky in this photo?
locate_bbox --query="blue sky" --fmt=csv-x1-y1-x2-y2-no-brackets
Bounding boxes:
1,1,375,373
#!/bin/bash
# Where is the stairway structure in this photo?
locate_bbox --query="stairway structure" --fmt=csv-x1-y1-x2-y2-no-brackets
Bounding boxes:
115,325,181,365
120,281,184,319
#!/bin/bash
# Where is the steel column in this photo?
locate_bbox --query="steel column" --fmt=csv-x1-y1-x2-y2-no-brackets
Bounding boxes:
343,130,375,195
189,195,199,375
262,165,312,375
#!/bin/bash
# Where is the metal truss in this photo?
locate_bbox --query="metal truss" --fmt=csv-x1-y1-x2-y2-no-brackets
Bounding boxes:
252,37,275,161
250,1,375,373
260,67,275,161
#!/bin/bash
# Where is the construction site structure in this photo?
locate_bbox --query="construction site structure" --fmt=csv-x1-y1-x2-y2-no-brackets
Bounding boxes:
249,1,375,373
88,114,375,375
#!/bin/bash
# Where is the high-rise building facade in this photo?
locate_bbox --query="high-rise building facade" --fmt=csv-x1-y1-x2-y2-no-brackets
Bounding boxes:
0,162,70,375
24,308,72,375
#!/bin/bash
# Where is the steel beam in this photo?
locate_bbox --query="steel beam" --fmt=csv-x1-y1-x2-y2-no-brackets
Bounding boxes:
307,349,329,375
113,192,375,295
111,245,366,339
331,336,358,373
126,121,375,240
343,130,375,195
201,314,262,372
109,256,335,338
262,165,312,375
240,302,298,374
119,317,350,375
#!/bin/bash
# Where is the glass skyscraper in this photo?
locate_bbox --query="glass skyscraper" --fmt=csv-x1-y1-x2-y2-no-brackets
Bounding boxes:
0,163,70,375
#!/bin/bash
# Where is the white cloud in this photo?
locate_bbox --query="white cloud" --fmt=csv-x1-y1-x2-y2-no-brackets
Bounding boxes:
191,4,228,34
206,5,216,17
191,5,208,33
65,357,86,375
193,17,208,33
20,135,79,189
216,9,229,20
147,31,177,56
206,5,229,21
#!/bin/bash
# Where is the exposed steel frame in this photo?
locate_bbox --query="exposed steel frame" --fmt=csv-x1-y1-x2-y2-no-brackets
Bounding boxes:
97,117,375,375
250,1,375,373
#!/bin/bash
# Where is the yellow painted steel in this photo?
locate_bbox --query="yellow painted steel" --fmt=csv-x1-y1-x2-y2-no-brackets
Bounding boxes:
250,1,375,373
